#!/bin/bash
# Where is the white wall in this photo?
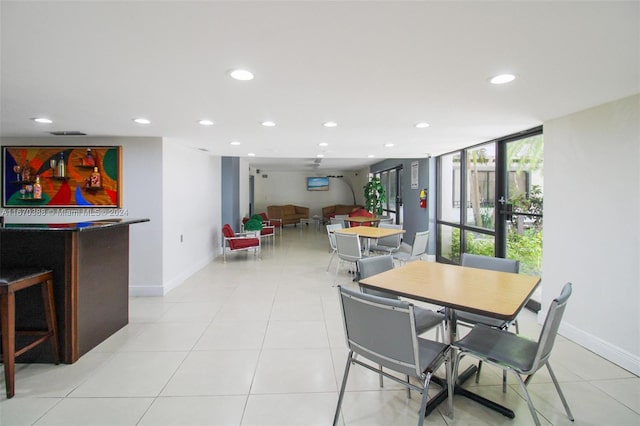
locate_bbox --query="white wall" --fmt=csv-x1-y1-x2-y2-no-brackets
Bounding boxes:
544,94,640,375
160,140,220,296
252,169,368,218
0,136,163,294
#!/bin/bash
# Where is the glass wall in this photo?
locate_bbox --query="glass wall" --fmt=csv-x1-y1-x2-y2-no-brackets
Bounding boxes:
436,127,543,277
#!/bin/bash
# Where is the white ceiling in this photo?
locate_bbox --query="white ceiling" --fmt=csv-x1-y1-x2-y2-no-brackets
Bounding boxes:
1,1,638,171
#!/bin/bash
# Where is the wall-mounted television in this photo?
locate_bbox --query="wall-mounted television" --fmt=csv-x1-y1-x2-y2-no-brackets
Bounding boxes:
307,176,329,191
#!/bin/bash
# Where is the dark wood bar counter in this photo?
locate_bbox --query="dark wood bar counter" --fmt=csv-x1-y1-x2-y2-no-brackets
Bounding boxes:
0,218,149,363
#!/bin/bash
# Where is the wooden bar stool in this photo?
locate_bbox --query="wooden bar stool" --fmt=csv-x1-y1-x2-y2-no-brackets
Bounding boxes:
0,268,60,398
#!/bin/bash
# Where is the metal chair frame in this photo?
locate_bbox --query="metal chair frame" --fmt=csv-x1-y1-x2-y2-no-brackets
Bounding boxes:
453,283,574,426
334,286,452,426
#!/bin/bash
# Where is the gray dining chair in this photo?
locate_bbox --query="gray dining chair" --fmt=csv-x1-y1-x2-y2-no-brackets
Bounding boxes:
330,214,350,228
458,253,520,389
453,282,574,426
392,230,429,265
334,285,452,426
369,223,402,254
357,256,446,387
325,223,344,272
334,232,365,281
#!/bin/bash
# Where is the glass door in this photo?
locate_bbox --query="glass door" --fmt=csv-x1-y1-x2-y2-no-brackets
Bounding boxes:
437,126,543,274
500,134,544,277
374,166,403,224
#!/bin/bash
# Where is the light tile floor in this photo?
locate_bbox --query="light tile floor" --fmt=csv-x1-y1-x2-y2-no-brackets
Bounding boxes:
1,227,639,425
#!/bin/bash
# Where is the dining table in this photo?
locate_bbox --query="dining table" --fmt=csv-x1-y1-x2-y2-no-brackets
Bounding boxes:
359,260,540,419
335,225,405,255
346,216,381,227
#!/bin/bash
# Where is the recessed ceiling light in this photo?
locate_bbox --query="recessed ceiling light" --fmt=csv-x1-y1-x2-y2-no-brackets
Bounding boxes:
133,118,151,124
230,141,241,146
323,121,337,128
318,142,329,147
229,69,254,81
367,154,376,158
384,143,395,148
32,117,53,124
415,122,430,128
490,74,516,84
199,120,214,126
261,121,276,127
247,152,256,157
317,154,324,158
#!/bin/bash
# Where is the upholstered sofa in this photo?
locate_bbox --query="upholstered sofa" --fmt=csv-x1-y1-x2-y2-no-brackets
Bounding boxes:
267,205,310,226
322,204,363,224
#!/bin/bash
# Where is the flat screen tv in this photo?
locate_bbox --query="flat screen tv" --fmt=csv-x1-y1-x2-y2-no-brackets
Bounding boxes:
307,177,329,191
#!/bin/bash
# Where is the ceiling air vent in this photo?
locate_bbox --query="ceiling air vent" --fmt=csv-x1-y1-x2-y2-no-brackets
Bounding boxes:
50,131,87,136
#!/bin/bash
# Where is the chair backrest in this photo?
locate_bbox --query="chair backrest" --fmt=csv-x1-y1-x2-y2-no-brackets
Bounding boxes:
357,255,397,299
532,282,572,370
337,285,422,378
375,223,402,249
334,232,362,262
358,255,394,279
410,230,430,257
330,217,346,226
461,253,520,273
378,216,393,224
222,224,235,238
326,223,343,250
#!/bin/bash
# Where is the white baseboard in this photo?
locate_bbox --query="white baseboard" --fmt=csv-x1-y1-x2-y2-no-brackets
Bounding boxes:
129,284,165,297
129,253,216,297
560,322,640,376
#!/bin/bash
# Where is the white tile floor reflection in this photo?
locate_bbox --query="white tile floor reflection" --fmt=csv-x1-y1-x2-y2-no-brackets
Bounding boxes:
2,227,639,425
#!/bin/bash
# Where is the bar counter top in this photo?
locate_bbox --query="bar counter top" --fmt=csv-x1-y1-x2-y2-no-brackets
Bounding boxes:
0,218,149,232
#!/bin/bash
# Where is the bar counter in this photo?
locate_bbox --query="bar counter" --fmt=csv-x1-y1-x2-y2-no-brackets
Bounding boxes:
0,218,149,363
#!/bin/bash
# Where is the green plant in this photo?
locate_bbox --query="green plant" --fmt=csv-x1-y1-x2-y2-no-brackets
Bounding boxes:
449,227,542,276
363,177,387,215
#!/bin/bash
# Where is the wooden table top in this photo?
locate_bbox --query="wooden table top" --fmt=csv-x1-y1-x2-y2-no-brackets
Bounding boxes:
336,226,405,239
359,261,540,320
347,216,382,224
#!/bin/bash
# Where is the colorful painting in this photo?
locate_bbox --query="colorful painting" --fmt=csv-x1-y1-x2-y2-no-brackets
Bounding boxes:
2,146,122,207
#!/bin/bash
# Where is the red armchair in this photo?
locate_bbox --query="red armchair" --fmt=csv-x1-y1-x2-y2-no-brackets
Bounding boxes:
241,216,276,244
349,208,374,227
222,224,261,262
260,212,282,230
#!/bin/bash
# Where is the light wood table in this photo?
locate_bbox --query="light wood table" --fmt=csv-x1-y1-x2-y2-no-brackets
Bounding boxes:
359,260,540,419
336,226,405,255
346,216,381,226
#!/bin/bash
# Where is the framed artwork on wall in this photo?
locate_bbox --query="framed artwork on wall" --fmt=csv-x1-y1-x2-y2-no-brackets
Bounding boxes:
2,146,122,207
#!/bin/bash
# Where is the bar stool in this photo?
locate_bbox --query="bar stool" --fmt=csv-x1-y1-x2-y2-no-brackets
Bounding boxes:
0,268,60,398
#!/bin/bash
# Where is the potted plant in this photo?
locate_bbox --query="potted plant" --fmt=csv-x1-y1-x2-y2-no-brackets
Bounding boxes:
363,177,386,215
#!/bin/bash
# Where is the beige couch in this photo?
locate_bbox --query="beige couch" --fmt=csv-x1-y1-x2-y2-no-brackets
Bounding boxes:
267,205,310,226
322,204,363,224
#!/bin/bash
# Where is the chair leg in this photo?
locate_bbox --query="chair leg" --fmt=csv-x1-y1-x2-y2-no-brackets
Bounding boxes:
326,250,336,272
513,369,542,426
502,369,507,393
417,372,432,426
546,362,575,421
333,351,354,426
405,375,411,399
378,364,384,388
1,292,16,398
445,350,454,419
41,278,60,364
475,360,483,383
